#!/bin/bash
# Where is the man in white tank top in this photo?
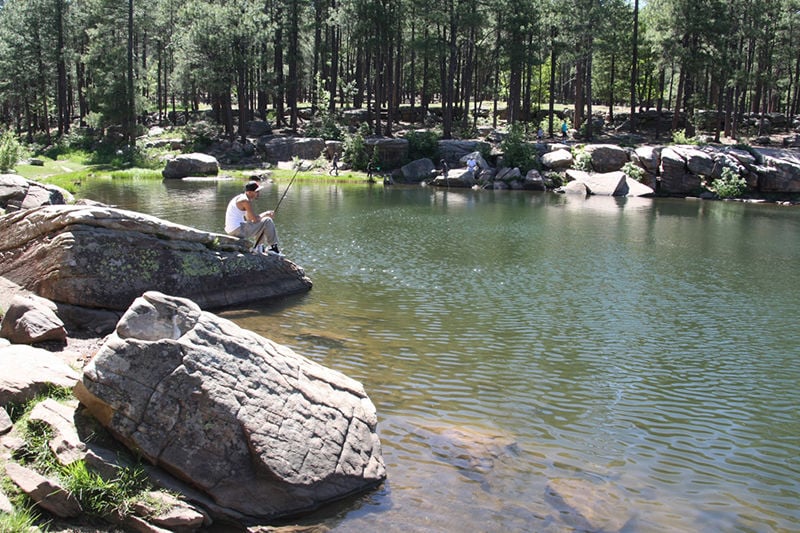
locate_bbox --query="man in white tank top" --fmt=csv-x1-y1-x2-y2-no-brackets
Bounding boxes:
225,181,282,255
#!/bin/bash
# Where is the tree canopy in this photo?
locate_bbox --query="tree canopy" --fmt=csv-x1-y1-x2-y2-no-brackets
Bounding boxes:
0,0,798,145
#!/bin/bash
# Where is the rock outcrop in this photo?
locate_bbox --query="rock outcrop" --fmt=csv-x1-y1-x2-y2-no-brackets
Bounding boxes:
0,204,312,311
74,291,386,522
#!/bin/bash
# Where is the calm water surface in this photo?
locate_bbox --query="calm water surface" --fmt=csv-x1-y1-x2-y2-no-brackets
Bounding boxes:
77,178,800,532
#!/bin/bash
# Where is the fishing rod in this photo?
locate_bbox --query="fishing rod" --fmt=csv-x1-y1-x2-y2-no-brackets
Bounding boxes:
251,163,301,253
273,164,302,213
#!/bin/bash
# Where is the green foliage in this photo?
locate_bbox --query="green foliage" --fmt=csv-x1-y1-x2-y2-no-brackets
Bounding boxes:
305,75,343,141
61,460,151,517
0,504,41,533
671,129,705,146
13,392,154,521
711,167,746,199
109,168,163,180
405,130,439,161
571,146,592,171
500,123,539,173
622,161,646,182
544,171,565,187
0,129,23,171
343,130,369,171
183,121,224,153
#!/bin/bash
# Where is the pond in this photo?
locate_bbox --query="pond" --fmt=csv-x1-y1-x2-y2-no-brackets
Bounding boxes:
77,178,800,532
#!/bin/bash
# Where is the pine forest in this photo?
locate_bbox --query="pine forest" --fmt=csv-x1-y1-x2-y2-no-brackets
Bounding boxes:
0,0,799,146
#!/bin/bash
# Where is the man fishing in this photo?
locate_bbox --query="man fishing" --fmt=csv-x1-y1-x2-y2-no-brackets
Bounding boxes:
225,181,282,255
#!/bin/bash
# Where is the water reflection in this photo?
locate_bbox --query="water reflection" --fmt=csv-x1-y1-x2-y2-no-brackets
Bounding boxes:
77,180,800,532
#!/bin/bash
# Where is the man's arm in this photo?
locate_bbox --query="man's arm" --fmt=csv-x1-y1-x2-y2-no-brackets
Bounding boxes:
236,198,260,222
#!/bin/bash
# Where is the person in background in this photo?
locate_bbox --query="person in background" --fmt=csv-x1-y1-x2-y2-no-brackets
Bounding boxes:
467,156,477,173
329,153,339,176
561,119,568,139
224,181,282,255
366,160,375,181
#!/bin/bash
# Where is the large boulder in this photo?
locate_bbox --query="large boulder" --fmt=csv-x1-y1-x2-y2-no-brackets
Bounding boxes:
542,148,574,170
438,140,491,166
162,153,220,179
399,158,435,183
583,144,629,173
258,136,326,163
74,291,386,522
756,148,800,192
0,204,312,311
365,137,409,169
659,146,703,194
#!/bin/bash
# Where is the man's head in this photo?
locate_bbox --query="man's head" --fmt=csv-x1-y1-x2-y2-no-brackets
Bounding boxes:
244,181,264,196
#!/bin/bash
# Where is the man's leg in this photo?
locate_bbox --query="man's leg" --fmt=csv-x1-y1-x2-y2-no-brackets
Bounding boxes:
257,218,279,248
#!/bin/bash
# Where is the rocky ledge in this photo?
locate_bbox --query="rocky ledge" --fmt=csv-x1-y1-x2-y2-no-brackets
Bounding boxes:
0,203,312,313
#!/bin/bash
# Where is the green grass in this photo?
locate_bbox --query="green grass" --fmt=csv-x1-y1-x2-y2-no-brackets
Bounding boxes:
0,504,42,532
7,390,158,523
14,155,93,181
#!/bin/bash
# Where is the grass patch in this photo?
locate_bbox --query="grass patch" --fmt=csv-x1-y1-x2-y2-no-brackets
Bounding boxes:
61,460,151,517
8,390,157,523
14,156,94,181
0,504,43,532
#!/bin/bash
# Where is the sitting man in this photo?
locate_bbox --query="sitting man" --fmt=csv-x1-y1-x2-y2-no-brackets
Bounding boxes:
225,181,282,255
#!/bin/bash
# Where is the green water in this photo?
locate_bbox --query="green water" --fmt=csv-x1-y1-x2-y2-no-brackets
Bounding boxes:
77,178,800,532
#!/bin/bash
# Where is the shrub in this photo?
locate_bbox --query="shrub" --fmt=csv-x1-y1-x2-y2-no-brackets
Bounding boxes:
571,146,592,171
405,130,439,161
671,129,705,146
622,161,646,182
0,130,23,171
711,167,747,199
343,130,370,171
500,122,538,173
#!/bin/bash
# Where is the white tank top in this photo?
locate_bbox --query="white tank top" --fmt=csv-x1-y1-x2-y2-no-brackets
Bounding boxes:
224,193,247,233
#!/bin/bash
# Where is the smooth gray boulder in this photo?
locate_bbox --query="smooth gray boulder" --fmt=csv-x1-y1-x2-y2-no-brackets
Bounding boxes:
0,204,312,311
400,158,435,183
162,153,220,179
659,146,703,194
258,136,326,163
438,139,491,167
365,137,409,169
542,148,574,170
74,291,386,522
584,144,630,173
